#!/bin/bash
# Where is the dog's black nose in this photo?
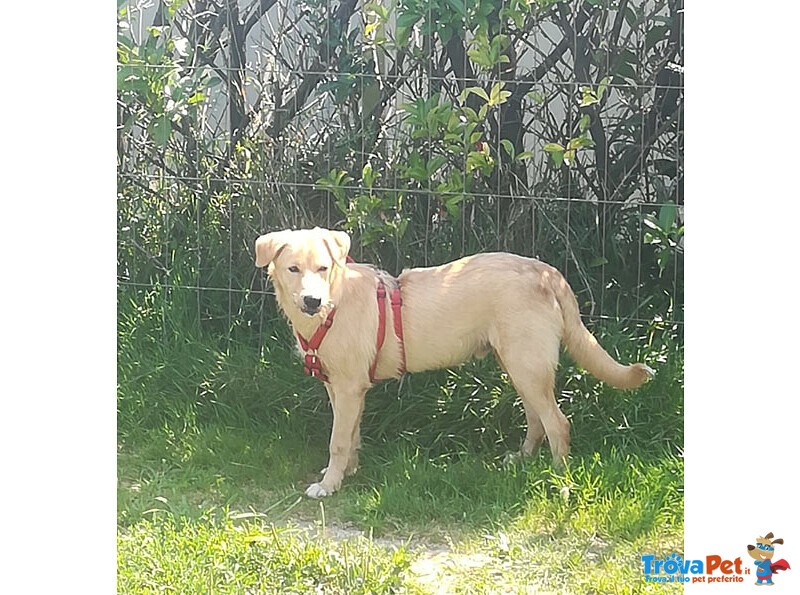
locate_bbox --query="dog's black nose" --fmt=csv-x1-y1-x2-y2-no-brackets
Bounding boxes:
303,296,322,311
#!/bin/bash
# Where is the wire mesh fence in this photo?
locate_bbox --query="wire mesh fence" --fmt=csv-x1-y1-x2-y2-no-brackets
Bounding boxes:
117,0,683,352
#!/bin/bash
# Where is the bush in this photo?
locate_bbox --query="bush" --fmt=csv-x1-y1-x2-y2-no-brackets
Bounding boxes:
117,0,683,448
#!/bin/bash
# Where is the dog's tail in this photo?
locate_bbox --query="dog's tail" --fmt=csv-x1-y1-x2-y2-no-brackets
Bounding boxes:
552,269,654,389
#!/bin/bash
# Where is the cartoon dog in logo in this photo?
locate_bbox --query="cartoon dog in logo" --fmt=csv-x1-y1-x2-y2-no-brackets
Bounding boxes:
747,532,791,586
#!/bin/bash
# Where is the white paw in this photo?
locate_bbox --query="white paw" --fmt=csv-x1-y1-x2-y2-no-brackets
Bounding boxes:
643,364,656,378
305,482,330,499
319,466,328,475
502,451,524,467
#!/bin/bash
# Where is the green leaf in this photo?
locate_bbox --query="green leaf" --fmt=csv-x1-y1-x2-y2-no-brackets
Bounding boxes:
150,115,171,148
615,62,637,82
362,162,381,189
466,86,490,103
427,155,448,175
646,26,669,49
395,25,411,46
187,91,206,105
658,202,677,231
117,65,136,86
597,76,610,101
396,12,422,28
461,106,479,123
543,142,564,153
550,151,564,168
478,1,496,17
500,139,515,158
488,82,510,106
567,136,594,150
528,91,545,105
439,24,454,44
515,151,533,161
580,88,599,107
578,114,591,132
445,0,468,19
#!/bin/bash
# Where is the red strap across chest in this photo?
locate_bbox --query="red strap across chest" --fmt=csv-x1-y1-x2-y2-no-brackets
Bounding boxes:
297,263,406,384
297,308,336,381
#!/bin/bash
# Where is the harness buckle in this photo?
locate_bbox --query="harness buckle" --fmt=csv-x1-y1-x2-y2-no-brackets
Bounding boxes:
303,350,325,379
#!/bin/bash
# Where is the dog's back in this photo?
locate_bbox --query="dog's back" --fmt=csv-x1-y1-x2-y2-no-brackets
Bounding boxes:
398,253,652,388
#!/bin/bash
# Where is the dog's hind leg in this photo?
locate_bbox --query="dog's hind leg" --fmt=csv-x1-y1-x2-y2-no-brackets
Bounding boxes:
521,409,547,456
306,382,367,499
494,349,546,457
494,339,570,466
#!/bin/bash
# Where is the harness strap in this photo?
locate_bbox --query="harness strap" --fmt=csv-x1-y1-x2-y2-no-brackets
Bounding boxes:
297,308,336,381
368,282,388,383
296,256,407,384
390,286,406,374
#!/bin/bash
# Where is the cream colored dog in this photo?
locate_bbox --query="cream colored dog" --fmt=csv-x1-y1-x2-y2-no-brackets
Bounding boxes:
255,227,653,498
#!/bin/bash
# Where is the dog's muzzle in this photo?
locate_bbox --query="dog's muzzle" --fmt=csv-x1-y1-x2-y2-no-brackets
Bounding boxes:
301,295,322,315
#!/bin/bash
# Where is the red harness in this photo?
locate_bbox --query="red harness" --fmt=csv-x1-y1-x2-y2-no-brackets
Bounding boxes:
296,269,406,384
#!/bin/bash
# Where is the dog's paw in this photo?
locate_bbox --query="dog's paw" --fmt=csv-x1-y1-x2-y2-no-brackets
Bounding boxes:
305,482,330,499
642,364,656,379
502,451,524,468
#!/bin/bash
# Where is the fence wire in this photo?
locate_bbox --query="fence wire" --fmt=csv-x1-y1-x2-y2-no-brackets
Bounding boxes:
117,0,684,349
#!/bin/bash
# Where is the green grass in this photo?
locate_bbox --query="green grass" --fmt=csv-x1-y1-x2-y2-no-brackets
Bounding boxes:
118,515,421,594
119,426,682,593
118,293,683,593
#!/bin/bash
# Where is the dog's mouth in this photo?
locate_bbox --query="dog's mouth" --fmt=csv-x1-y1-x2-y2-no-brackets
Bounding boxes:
301,306,321,316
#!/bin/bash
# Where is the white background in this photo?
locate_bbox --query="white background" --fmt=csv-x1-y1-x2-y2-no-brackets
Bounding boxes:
2,2,799,593
685,2,800,593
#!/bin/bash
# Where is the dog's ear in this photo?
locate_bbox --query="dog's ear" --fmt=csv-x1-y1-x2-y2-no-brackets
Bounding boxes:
255,231,292,268
324,229,351,266
772,538,784,545
765,532,774,540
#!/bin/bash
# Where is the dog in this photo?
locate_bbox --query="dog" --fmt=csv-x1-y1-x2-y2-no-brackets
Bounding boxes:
255,227,654,498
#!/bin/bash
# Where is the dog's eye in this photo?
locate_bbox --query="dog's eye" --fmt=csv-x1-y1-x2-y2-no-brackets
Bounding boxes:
317,266,328,273
288,265,300,273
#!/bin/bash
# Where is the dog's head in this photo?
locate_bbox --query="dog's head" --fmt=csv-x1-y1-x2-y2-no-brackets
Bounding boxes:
255,227,351,319
747,532,783,561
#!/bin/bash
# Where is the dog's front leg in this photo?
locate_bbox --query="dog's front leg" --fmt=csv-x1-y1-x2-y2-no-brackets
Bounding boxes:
318,384,361,477
305,382,367,499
